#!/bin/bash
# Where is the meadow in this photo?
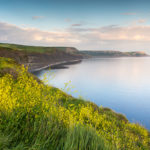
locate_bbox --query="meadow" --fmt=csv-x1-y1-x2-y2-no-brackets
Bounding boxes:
0,57,149,150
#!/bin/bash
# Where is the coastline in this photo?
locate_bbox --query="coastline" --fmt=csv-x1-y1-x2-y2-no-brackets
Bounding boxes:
29,59,82,73
29,55,149,73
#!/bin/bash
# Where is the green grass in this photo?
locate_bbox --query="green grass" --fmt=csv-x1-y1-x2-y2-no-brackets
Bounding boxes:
0,43,76,53
0,57,149,150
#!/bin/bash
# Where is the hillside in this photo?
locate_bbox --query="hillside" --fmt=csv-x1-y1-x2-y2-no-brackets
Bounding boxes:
0,57,149,150
0,43,83,72
81,50,149,57
0,43,79,54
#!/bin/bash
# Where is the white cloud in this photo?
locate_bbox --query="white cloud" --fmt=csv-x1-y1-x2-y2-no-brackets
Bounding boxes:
0,21,150,52
0,22,80,47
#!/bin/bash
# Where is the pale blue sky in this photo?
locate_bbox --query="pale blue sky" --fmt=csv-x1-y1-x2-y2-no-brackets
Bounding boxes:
0,0,150,51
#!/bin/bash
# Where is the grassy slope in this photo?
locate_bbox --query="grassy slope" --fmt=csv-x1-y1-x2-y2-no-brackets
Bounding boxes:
0,43,78,53
0,57,149,150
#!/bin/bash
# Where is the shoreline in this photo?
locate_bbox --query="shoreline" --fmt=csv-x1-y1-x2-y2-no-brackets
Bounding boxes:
29,55,149,73
29,59,82,73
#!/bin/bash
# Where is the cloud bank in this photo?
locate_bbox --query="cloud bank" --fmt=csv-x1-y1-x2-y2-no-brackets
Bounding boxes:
0,21,150,52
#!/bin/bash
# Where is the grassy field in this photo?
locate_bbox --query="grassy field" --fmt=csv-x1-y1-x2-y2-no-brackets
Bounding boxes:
0,43,77,53
0,57,149,150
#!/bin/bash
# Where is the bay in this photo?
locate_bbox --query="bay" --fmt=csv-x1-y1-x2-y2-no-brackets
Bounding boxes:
35,57,150,130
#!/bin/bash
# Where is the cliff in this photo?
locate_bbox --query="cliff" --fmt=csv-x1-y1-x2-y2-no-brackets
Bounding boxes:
0,43,149,73
0,44,83,72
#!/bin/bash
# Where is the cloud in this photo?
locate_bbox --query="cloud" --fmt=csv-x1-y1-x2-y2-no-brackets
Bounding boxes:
138,19,147,24
65,18,72,22
0,21,150,52
121,12,137,16
129,19,147,26
71,24,82,27
0,21,79,46
32,16,44,20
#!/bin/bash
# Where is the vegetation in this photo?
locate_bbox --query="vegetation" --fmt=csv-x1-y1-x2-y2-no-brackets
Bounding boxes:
0,43,78,54
0,57,149,150
0,43,148,58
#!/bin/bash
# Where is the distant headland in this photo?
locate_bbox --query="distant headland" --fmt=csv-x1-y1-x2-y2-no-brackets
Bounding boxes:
80,50,149,57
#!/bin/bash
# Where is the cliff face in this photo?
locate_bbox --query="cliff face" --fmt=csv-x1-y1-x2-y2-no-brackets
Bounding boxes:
27,50,83,71
0,46,83,72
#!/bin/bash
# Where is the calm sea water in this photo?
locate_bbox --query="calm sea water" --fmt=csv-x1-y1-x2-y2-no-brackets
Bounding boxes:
35,57,150,130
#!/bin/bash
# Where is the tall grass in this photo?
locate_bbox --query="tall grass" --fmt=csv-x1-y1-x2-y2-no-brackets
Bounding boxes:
0,57,149,150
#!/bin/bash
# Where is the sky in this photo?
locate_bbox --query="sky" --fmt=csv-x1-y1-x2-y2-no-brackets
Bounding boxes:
0,0,150,52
